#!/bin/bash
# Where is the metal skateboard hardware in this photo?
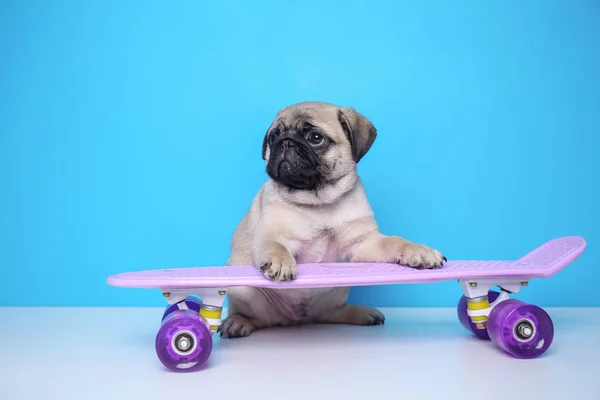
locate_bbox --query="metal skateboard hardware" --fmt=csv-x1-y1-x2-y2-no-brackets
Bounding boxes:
107,236,586,372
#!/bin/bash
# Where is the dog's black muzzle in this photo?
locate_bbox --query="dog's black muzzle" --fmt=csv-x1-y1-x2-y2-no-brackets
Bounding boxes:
266,137,321,190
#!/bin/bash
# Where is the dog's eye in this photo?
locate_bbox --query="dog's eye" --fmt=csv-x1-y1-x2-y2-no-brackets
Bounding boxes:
307,132,324,145
268,129,280,146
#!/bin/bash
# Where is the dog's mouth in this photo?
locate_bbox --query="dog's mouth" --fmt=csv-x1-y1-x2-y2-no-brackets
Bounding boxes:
266,139,321,190
277,161,294,176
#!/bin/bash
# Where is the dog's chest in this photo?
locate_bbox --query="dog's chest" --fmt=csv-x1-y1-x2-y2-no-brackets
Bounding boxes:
285,204,359,264
289,217,344,264
293,230,340,264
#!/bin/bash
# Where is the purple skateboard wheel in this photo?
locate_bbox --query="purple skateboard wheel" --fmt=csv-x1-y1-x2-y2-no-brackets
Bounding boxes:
155,309,213,372
457,290,500,340
162,296,203,321
487,299,554,359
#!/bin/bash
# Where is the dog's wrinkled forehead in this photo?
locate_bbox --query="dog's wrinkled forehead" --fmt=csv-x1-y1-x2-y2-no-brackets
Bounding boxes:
273,102,343,138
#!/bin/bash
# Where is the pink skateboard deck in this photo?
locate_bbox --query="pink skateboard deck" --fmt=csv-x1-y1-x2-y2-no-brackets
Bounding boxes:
106,235,587,372
107,236,586,290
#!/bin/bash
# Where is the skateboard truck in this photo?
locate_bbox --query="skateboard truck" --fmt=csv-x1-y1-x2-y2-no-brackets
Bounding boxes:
161,287,228,333
459,278,527,329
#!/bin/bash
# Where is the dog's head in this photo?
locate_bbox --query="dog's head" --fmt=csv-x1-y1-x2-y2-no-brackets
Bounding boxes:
262,102,377,198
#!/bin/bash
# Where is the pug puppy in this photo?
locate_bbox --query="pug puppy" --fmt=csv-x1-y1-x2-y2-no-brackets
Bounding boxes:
218,101,446,338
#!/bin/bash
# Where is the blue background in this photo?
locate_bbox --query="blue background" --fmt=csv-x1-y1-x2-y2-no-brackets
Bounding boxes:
1,0,598,307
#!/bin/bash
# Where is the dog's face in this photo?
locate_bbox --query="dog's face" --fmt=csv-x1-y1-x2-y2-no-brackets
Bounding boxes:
262,102,377,193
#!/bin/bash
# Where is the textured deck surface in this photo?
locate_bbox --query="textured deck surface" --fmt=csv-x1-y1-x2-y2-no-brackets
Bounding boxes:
107,236,586,289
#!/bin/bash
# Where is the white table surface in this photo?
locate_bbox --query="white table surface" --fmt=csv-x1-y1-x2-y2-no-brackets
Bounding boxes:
1,306,599,400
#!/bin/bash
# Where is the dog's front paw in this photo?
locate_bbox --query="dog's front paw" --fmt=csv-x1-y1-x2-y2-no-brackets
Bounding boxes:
257,245,297,282
218,314,256,338
395,240,446,269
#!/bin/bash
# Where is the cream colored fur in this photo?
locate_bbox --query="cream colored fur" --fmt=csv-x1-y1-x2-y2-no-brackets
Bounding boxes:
218,102,445,338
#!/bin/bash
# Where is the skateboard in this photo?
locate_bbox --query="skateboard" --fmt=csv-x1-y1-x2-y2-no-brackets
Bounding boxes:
107,235,586,372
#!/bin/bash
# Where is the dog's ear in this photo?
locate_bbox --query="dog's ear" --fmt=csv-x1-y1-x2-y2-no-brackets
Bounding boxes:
262,128,269,160
337,107,377,163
